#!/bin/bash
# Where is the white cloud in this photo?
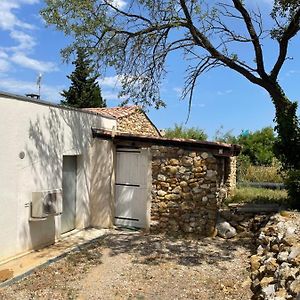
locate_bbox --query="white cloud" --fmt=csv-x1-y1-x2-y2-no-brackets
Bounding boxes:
0,59,11,72
285,70,300,77
10,30,36,50
0,1,36,31
0,0,58,75
110,0,127,9
217,89,233,96
102,91,121,101
0,51,9,59
98,75,123,88
0,77,63,103
11,53,58,72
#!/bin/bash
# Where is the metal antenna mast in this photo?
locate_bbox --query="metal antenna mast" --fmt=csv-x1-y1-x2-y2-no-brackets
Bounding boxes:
37,73,42,99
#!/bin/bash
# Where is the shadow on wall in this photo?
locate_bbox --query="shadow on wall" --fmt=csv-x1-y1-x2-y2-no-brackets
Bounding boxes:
19,106,111,251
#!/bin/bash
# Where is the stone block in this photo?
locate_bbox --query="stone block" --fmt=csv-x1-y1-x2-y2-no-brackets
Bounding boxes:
216,220,237,239
189,182,199,189
182,192,192,200
165,194,181,201
179,181,188,187
182,186,190,193
157,190,167,197
166,166,178,174
172,186,182,194
195,172,205,178
201,152,209,159
157,174,166,181
182,156,193,167
169,158,179,165
289,276,300,295
260,276,275,287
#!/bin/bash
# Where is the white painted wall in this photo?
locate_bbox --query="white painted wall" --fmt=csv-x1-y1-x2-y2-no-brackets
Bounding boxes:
0,95,116,261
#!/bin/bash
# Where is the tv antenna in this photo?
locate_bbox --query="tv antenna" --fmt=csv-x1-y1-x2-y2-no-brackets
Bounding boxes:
37,73,43,99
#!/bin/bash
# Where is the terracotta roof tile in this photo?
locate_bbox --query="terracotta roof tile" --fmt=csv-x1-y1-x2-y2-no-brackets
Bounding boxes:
84,106,140,119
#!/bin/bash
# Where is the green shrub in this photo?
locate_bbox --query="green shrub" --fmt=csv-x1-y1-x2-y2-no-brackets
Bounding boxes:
214,126,276,166
164,123,207,140
285,170,300,209
237,127,276,166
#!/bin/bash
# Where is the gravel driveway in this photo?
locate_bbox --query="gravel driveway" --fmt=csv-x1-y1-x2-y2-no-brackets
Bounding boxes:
0,230,254,300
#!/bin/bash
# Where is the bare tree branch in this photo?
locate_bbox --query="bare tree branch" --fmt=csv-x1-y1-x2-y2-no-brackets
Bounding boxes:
179,0,264,86
231,0,267,78
271,7,300,80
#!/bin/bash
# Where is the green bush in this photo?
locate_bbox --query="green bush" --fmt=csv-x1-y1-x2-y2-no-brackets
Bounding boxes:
285,170,300,209
164,123,207,140
214,126,276,166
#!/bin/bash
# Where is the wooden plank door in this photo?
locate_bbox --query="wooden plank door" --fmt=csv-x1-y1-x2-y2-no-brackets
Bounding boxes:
115,148,148,228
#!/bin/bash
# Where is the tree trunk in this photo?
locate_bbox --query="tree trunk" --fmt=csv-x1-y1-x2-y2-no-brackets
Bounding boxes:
264,81,300,170
264,81,300,207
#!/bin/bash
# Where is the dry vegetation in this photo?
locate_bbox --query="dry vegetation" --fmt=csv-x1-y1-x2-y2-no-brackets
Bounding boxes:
227,187,288,205
241,165,284,183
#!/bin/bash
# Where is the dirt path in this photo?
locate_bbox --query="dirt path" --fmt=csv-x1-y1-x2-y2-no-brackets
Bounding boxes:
0,231,254,300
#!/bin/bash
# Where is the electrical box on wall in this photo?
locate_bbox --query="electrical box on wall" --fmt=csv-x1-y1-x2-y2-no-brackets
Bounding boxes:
30,189,63,220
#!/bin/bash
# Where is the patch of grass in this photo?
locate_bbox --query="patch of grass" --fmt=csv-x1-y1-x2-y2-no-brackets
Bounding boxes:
226,187,288,205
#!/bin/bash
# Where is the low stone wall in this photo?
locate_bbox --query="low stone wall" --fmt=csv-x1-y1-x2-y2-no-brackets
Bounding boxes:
151,146,226,236
218,207,272,238
250,212,300,299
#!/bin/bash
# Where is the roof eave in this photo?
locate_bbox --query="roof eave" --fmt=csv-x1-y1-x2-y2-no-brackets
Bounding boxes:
92,128,241,157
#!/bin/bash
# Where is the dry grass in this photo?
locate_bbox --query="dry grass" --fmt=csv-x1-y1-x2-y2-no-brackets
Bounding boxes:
240,165,284,183
227,187,288,205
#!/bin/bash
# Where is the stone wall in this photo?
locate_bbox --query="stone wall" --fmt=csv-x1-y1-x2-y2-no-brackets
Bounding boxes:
226,156,237,196
151,146,226,236
117,110,160,137
250,212,300,299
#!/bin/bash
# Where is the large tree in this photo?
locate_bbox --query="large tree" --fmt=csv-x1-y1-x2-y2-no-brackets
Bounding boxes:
42,0,300,203
61,48,106,108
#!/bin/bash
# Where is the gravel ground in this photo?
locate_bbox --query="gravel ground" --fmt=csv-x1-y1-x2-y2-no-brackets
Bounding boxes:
0,230,254,300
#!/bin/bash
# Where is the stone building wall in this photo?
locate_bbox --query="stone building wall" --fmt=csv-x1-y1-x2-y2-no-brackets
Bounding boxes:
151,146,226,236
117,110,160,137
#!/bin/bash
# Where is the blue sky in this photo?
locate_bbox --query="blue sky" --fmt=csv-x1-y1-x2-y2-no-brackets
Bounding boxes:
0,0,299,139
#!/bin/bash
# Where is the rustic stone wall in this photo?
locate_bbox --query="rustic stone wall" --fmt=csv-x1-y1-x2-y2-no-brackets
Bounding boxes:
225,156,237,196
151,146,226,236
250,212,300,299
117,110,160,137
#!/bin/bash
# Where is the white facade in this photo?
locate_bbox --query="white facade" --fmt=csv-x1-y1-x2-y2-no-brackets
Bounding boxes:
0,93,117,261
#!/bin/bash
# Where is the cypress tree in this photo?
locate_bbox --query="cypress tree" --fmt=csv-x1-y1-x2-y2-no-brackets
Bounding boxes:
61,49,106,108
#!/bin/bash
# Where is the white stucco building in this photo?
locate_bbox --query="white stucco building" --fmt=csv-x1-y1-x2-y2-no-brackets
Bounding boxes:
0,92,117,261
